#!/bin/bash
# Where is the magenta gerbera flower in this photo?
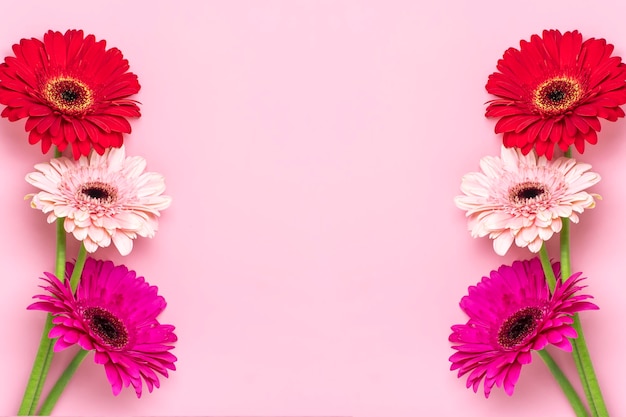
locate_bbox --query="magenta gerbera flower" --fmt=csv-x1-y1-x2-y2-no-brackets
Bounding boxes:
455,146,600,256
28,257,177,397
449,258,597,398
25,145,171,256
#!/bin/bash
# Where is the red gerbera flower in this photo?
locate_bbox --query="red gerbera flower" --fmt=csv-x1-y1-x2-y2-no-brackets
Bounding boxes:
0,29,140,159
485,29,626,159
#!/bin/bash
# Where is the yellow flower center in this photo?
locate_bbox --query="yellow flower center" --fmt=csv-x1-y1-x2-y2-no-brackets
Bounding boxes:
532,76,582,115
43,76,94,115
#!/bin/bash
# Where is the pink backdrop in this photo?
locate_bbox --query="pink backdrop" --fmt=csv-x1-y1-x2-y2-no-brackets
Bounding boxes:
1,1,625,416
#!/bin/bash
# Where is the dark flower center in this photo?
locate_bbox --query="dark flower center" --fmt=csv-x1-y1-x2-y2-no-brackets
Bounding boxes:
43,76,94,115
547,90,565,102
497,306,543,349
77,181,118,205
509,181,547,204
533,76,582,115
83,306,129,349
61,89,79,102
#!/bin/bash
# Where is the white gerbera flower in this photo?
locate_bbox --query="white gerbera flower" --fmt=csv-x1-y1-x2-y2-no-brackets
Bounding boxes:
26,146,171,255
455,146,600,255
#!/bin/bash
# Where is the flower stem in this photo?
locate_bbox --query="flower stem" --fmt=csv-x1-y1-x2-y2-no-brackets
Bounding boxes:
69,243,87,292
537,349,590,417
36,349,89,416
17,217,66,415
539,243,557,291
560,217,609,417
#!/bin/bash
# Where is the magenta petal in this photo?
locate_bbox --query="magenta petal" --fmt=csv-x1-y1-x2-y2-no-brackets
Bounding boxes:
28,257,177,397
53,338,73,352
449,257,597,397
503,361,522,396
517,351,532,365
104,363,123,396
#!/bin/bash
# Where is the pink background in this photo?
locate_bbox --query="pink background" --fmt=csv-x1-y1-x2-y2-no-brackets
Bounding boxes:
1,0,625,415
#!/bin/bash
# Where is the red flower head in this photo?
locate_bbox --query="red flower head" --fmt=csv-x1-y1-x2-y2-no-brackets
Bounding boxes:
485,29,626,159
0,29,141,159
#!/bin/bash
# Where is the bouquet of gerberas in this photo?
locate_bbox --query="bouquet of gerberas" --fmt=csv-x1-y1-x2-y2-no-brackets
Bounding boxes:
1,30,177,415
450,29,625,417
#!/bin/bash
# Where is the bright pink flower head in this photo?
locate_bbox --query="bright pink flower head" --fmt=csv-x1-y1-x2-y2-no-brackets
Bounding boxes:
449,258,597,397
28,257,177,397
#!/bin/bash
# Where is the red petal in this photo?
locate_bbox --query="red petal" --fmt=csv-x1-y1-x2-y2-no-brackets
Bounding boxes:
44,30,67,69
25,116,42,132
585,129,598,145
549,121,563,144
570,115,590,133
71,119,87,142
574,136,586,153
63,121,76,143
81,120,101,140
559,30,582,68
583,116,601,132
102,104,141,117
35,114,57,134
28,105,53,117
535,139,549,157
85,114,131,133
539,118,555,142
77,138,91,156
573,105,598,116
541,29,562,64
48,116,62,137
564,117,578,136
40,135,52,154
28,129,42,145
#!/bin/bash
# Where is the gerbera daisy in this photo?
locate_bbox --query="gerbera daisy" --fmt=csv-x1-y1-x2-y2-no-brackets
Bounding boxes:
449,258,597,397
0,29,140,159
454,146,600,256
25,146,171,256
485,29,626,159
28,257,177,397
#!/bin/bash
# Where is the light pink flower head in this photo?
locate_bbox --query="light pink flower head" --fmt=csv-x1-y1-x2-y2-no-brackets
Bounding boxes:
26,146,171,256
455,146,600,255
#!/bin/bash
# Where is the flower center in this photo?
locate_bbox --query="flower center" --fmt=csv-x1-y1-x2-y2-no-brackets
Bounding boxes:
497,306,543,349
83,306,129,349
77,181,118,205
532,76,582,115
43,76,94,115
509,181,547,204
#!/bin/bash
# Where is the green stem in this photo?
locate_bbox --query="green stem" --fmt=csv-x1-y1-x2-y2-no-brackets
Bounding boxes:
561,216,609,417
571,316,609,417
17,315,55,416
18,218,66,415
539,243,557,291
69,243,87,293
37,349,89,416
537,349,590,417
560,219,571,281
